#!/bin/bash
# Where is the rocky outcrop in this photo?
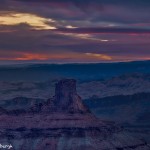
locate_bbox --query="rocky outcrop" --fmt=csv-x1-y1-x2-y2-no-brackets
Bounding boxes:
31,79,90,114
54,79,87,112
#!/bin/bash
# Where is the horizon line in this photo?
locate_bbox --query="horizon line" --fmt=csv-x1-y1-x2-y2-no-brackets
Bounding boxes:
0,59,150,67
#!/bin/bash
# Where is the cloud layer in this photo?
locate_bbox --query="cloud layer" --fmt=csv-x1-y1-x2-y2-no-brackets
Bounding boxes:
0,0,150,63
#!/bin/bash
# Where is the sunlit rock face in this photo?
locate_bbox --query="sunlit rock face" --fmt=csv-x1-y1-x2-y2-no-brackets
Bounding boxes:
0,79,149,150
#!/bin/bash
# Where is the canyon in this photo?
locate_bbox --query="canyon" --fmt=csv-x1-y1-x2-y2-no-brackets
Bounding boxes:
0,79,149,150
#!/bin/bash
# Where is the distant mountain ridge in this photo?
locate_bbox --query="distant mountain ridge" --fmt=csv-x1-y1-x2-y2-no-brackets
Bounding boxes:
1,72,150,100
0,97,45,111
0,60,150,82
84,92,150,125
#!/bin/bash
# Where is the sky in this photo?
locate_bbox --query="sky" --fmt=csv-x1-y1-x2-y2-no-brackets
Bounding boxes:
0,0,150,63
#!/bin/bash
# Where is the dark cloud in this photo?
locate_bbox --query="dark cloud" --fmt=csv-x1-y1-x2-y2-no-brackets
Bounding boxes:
13,0,150,10
56,27,150,34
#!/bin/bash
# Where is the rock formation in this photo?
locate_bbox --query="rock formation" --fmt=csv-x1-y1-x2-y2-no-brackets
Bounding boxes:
54,79,90,113
30,79,90,114
0,79,149,150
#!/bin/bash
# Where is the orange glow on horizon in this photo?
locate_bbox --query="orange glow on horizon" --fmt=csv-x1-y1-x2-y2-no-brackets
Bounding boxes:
0,52,113,61
15,53,50,61
0,52,150,62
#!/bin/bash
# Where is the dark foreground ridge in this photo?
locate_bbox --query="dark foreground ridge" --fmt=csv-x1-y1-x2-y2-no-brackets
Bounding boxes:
0,79,149,150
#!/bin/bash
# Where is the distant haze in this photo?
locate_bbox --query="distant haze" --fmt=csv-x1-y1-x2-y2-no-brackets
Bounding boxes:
0,61,150,82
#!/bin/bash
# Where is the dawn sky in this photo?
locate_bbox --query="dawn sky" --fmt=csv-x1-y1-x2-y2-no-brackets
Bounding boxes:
0,0,150,63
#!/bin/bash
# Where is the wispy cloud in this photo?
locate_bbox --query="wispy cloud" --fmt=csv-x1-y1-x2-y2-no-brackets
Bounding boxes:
0,12,56,30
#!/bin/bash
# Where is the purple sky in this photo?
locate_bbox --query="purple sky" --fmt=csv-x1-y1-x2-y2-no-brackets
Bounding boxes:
0,0,150,63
